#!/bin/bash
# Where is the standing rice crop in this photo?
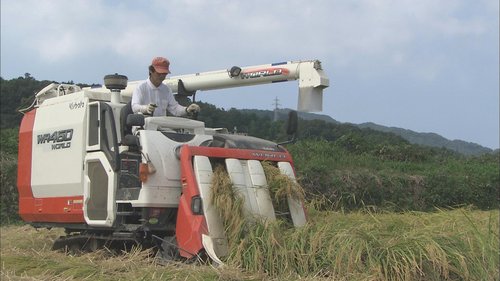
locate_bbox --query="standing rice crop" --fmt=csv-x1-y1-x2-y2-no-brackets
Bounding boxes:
210,163,499,280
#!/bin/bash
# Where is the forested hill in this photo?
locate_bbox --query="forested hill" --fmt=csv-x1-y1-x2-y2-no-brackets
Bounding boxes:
241,108,494,156
357,122,494,156
0,75,494,156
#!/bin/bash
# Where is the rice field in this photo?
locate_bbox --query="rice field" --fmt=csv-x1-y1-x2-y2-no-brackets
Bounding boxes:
210,164,500,280
1,207,498,280
1,164,498,280
226,207,499,280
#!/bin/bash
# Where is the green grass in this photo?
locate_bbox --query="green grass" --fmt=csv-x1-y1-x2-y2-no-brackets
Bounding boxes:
287,140,499,211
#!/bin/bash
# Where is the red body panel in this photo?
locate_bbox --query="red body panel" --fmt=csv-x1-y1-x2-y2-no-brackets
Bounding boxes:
176,145,295,258
176,147,208,258
19,196,85,223
17,110,84,223
17,110,36,199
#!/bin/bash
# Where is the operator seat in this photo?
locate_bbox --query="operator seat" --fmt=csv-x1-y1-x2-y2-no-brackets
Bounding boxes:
120,101,133,139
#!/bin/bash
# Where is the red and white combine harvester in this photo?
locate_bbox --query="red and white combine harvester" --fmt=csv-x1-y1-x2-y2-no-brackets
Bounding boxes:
17,60,329,262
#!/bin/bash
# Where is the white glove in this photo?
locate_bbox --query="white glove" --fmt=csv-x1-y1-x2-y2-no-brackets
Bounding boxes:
186,103,200,114
141,103,157,115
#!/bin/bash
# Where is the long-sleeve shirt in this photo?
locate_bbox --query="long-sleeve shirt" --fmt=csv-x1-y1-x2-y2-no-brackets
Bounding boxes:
131,78,186,117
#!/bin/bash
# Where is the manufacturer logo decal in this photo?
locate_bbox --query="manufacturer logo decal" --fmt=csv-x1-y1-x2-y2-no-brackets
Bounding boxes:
241,68,290,79
37,129,73,150
69,101,85,110
251,152,287,159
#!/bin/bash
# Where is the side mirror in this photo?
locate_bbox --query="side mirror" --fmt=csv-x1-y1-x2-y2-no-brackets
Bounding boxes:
126,114,145,127
279,110,298,146
286,110,298,136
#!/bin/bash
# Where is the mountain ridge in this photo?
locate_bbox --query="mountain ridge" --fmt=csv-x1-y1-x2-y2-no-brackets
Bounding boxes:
241,108,494,156
356,122,493,156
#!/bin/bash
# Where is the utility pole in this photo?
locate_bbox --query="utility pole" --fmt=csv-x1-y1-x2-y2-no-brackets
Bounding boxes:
272,96,281,122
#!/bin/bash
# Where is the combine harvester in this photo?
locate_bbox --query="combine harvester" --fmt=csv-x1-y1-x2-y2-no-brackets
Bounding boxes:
17,60,329,263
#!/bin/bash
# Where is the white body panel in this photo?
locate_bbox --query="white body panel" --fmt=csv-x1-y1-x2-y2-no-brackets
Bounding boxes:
122,129,212,207
143,116,206,134
31,92,88,198
278,162,307,227
194,156,228,258
225,158,276,222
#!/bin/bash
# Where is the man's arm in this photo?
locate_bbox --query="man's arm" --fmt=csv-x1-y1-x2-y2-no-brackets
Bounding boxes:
164,87,187,116
131,83,152,114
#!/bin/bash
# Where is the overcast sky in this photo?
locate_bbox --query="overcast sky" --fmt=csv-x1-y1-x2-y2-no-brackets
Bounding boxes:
1,0,498,149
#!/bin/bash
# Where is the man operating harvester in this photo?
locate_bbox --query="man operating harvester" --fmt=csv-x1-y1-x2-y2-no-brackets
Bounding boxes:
132,56,200,116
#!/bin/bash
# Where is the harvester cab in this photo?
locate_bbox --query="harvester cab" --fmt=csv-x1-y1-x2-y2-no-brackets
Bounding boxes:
17,60,329,263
